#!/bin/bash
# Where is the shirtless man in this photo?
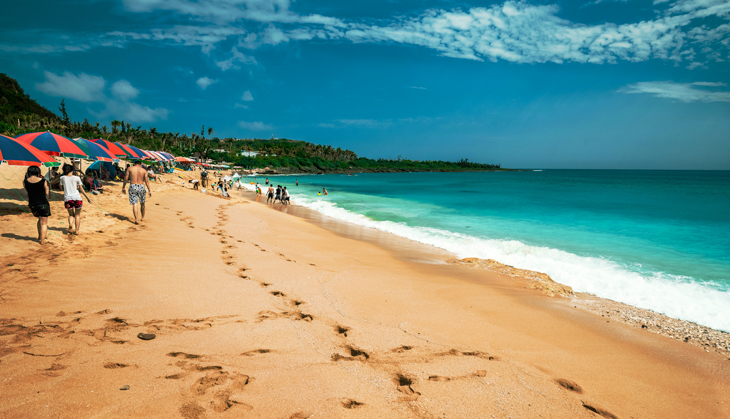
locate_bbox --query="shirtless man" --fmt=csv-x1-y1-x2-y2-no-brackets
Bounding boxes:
121,160,152,224
266,185,275,203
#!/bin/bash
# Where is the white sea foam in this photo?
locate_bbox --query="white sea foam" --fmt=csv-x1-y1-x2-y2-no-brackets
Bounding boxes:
294,196,730,332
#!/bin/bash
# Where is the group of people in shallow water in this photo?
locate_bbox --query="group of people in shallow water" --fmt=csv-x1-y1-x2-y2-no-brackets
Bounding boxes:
262,185,290,205
22,159,152,244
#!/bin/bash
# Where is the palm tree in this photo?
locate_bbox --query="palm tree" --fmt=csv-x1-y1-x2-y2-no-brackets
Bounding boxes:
207,126,214,139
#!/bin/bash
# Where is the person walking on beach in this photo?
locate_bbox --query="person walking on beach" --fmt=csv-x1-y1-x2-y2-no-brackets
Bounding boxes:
266,185,275,203
60,164,92,235
282,186,290,205
24,165,54,244
200,169,208,188
122,160,152,224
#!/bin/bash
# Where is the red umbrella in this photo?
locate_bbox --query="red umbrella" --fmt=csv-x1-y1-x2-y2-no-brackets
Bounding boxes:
15,131,88,159
0,134,59,167
114,142,144,159
71,138,119,162
92,139,128,157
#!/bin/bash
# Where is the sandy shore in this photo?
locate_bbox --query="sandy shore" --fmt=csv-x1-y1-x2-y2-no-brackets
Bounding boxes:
1,166,729,419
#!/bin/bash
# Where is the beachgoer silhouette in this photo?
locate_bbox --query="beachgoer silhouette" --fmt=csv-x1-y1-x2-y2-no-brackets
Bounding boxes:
24,165,53,244
60,164,92,235
122,160,152,224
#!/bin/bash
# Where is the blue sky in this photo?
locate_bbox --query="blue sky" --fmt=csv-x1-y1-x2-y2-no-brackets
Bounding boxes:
1,0,729,169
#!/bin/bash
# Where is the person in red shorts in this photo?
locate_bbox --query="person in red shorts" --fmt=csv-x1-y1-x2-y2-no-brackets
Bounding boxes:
59,163,92,235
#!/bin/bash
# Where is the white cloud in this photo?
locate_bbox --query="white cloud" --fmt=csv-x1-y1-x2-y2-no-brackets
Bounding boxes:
238,121,272,130
619,81,730,102
408,86,428,90
111,80,139,100
109,25,247,53
36,70,168,122
36,71,106,102
215,46,257,71
196,76,217,89
337,119,391,127
121,0,345,26
241,90,254,101
102,101,169,122
263,25,289,45
234,103,249,109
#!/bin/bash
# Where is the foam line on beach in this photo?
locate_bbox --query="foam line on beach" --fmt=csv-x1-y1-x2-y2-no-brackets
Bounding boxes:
293,196,730,333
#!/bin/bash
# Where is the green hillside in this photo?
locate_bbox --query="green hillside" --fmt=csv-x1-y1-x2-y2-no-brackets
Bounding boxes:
0,73,59,129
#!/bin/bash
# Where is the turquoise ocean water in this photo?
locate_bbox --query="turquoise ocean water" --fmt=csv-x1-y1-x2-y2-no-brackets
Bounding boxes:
258,170,730,332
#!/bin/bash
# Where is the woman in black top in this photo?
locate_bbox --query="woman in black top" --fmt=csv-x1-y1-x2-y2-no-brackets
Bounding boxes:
24,165,53,245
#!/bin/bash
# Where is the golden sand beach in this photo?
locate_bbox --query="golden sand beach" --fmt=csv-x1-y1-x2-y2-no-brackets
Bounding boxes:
1,166,728,419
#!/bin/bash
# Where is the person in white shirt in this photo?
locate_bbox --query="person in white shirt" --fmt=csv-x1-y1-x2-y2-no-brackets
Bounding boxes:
60,164,92,235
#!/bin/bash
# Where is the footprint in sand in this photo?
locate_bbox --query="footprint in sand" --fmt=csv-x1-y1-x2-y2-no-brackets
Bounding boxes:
104,362,130,369
241,349,271,356
582,402,618,419
332,345,369,362
394,374,420,401
555,378,583,393
334,325,350,337
341,399,365,409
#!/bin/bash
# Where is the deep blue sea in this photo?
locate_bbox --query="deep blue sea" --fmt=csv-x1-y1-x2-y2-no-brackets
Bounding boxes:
256,170,730,332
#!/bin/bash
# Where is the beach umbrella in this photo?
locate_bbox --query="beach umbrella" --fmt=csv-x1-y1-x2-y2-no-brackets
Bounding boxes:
113,142,142,159
16,131,89,159
92,139,128,157
71,138,119,162
118,144,150,159
128,145,152,159
154,151,172,161
146,150,165,161
0,134,60,167
160,152,175,160
175,156,194,163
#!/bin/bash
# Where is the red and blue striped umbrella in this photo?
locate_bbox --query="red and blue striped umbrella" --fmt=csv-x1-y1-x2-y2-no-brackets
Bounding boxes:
145,150,164,161
113,142,141,159
92,139,128,157
117,143,150,160
159,152,174,160
0,134,60,167
15,131,88,159
71,138,119,162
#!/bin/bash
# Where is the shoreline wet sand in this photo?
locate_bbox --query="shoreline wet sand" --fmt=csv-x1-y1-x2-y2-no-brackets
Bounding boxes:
242,187,730,360
1,168,729,418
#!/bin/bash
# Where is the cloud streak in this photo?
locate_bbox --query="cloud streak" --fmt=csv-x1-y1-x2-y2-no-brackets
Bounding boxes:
620,81,730,102
238,120,272,130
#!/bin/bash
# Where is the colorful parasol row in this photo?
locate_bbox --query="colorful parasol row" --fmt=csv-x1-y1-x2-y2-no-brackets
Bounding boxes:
1,131,180,167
